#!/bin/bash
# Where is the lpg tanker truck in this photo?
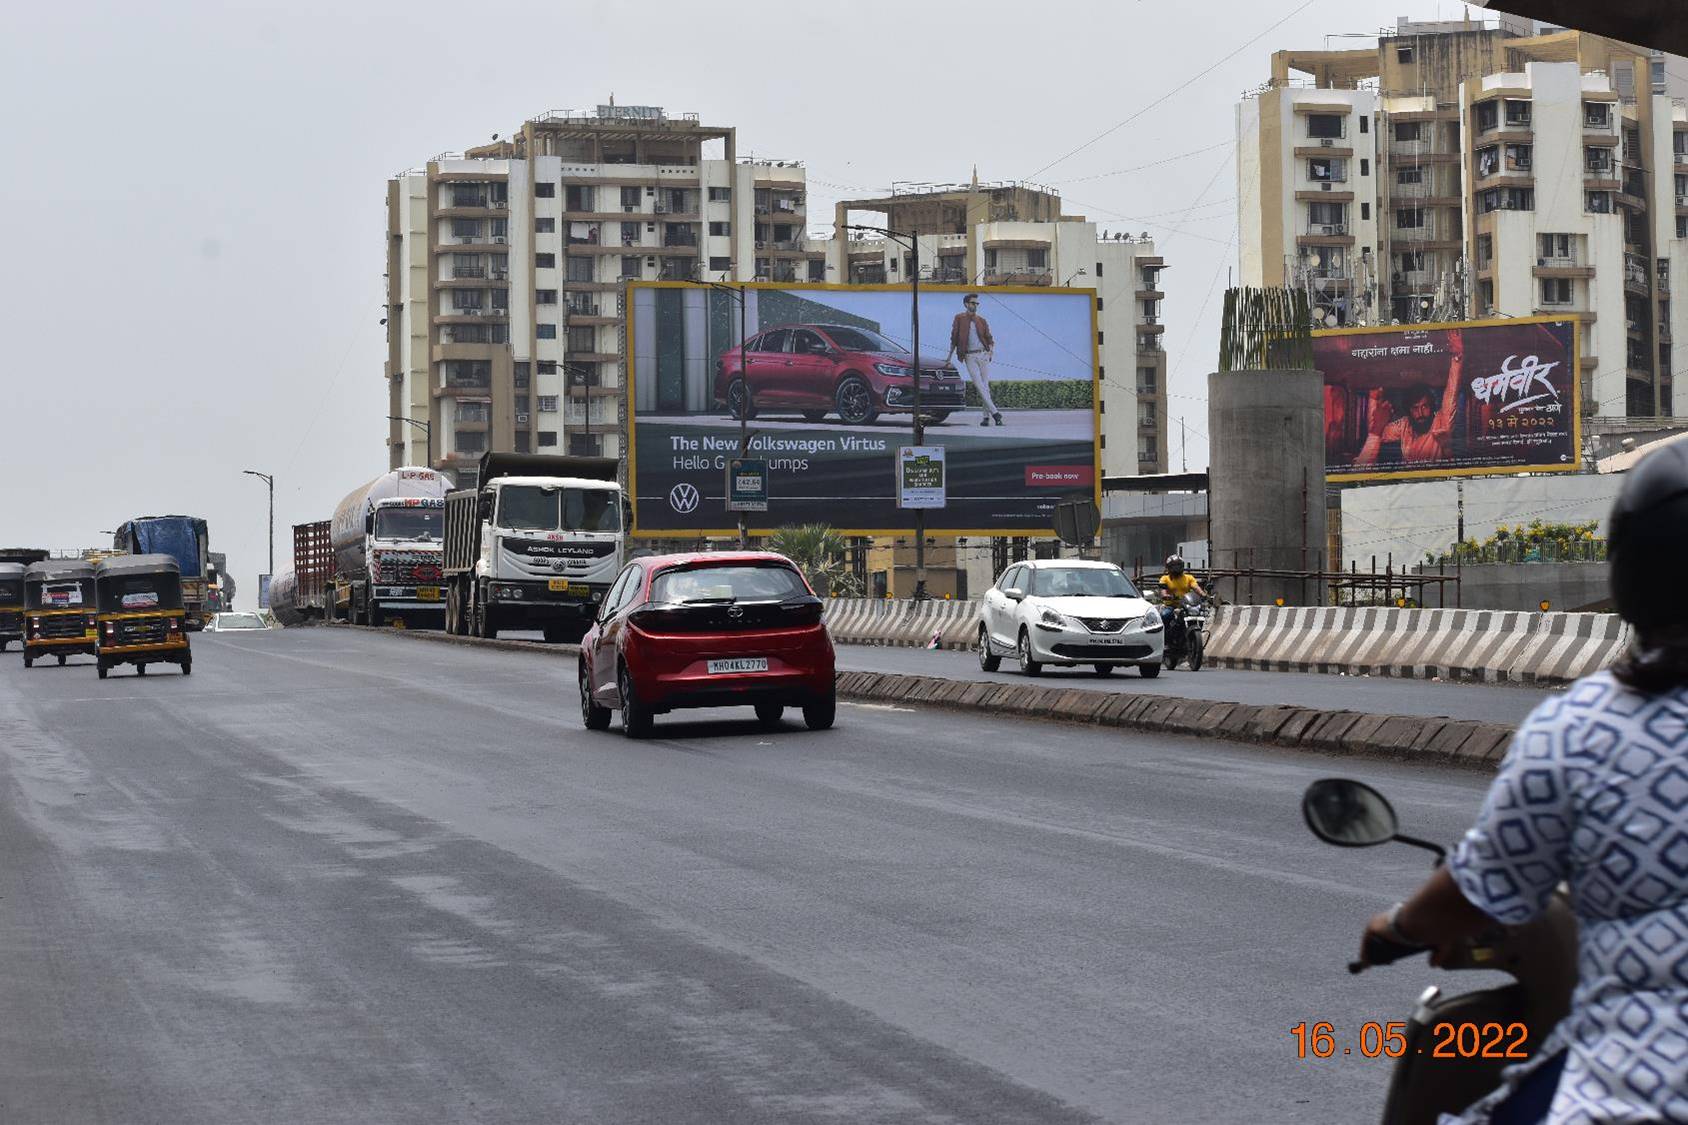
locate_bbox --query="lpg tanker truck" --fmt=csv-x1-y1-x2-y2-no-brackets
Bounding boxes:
327,467,451,627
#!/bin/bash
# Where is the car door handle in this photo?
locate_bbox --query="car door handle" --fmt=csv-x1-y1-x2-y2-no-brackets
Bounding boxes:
783,360,794,366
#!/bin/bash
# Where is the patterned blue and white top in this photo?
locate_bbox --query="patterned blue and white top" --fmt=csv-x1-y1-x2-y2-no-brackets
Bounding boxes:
1446,670,1688,1124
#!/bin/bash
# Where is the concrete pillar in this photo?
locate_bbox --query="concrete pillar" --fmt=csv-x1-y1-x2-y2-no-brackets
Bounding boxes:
1207,368,1326,605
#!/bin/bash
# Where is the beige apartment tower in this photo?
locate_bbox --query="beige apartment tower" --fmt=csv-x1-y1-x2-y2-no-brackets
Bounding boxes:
386,105,822,487
1238,18,1688,418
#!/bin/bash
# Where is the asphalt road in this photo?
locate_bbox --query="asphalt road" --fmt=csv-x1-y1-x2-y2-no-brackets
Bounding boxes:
1,629,1505,1123
834,643,1555,724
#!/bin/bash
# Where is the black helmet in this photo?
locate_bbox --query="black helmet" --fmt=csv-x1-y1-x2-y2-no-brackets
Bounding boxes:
1609,441,1688,632
1164,554,1185,576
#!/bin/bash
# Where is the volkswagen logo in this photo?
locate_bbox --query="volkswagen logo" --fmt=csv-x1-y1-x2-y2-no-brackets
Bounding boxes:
668,483,700,513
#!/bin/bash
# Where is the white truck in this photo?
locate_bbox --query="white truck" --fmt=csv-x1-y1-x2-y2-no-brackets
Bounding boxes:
443,452,625,642
327,467,451,627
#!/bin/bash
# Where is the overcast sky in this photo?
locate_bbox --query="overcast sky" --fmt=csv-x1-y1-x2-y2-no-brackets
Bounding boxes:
1,0,1481,606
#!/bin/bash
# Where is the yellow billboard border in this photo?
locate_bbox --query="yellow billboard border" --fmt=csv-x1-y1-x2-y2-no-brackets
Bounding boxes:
1314,314,1582,484
623,279,1103,538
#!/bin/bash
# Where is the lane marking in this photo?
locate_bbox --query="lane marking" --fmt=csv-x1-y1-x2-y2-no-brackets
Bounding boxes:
841,701,916,713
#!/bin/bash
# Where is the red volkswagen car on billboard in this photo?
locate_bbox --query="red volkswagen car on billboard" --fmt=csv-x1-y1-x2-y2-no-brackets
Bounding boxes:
715,323,966,425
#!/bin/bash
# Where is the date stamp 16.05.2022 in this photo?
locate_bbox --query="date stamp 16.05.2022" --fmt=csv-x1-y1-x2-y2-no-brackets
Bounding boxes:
1291,1021,1529,1061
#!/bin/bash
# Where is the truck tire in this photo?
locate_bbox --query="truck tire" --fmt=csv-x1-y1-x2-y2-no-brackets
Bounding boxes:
474,589,498,640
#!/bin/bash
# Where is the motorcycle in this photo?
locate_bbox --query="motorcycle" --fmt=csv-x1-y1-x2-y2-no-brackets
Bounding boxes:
1301,778,1577,1125
1161,590,1207,671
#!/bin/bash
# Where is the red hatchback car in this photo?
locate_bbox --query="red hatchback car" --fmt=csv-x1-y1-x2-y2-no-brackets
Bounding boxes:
715,323,966,426
579,552,837,738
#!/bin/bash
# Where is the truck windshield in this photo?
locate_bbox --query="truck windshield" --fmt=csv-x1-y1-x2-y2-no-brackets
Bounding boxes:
375,508,442,541
500,486,620,532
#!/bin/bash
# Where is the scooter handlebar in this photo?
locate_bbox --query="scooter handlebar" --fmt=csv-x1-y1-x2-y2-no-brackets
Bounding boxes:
1348,933,1426,974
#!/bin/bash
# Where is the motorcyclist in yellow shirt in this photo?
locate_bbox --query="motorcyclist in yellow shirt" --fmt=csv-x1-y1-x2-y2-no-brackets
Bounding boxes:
1156,555,1206,639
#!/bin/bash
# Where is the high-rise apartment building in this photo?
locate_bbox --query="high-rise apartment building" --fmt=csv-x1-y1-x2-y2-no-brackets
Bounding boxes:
821,181,1169,474
386,105,819,486
1238,18,1688,418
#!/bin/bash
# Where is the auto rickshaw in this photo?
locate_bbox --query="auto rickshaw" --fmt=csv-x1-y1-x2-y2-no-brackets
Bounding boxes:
94,554,192,679
22,560,98,667
0,562,26,652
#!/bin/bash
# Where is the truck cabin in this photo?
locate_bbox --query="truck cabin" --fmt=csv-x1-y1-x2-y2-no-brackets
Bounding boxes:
366,499,444,542
486,478,622,534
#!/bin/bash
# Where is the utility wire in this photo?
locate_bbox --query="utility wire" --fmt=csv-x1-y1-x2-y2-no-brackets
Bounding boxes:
1027,0,1319,180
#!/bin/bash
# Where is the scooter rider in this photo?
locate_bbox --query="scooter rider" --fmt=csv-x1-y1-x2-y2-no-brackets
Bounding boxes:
1356,443,1688,1123
1156,555,1205,641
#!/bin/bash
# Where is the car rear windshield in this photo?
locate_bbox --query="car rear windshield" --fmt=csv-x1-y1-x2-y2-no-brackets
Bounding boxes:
1028,567,1139,599
822,326,904,353
651,564,808,604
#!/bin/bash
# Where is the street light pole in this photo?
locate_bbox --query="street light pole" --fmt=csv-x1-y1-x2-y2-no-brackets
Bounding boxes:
846,223,928,600
387,415,432,467
707,280,752,549
241,470,274,600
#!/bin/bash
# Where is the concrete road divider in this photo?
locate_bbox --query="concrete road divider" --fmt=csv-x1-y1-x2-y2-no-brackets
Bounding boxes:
832,669,1515,770
824,598,981,651
1205,604,1629,686
334,623,1513,769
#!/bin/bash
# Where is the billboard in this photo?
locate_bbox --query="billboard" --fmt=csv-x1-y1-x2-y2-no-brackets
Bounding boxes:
627,282,1099,535
1315,316,1579,483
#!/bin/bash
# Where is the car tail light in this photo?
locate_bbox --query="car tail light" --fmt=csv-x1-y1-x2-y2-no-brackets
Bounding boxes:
86,613,97,629
777,599,824,627
103,622,116,637
167,618,181,633
628,606,690,633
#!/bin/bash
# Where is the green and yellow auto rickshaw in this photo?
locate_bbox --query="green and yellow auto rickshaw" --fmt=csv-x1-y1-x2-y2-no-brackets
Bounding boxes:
94,555,192,679
22,560,98,668
0,562,27,652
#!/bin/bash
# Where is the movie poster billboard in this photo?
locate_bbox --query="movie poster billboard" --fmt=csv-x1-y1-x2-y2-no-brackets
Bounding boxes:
1316,317,1579,483
626,282,1099,535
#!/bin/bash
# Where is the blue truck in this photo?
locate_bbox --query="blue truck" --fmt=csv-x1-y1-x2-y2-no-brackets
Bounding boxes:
113,516,211,629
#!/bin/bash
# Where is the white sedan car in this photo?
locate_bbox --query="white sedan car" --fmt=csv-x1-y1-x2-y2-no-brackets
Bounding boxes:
977,559,1164,677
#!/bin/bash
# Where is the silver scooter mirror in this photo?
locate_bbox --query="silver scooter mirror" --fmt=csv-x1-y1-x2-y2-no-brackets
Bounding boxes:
1301,778,1398,847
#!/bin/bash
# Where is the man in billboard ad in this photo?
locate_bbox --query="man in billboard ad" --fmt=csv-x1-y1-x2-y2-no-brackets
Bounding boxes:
946,293,1002,426
627,282,1098,534
1317,317,1579,482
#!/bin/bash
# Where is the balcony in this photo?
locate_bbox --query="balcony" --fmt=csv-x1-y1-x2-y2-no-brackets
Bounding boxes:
983,267,1053,286
1626,253,1652,296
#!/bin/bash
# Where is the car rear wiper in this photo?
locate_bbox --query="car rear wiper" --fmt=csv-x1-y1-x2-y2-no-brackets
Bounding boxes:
678,596,738,605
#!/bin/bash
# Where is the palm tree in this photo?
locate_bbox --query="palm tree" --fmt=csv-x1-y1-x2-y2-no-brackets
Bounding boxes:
768,524,861,597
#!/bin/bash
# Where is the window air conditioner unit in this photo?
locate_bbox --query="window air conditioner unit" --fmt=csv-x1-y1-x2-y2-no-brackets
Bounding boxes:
516,413,530,424
1320,138,1334,147
1321,182,1332,191
494,236,506,244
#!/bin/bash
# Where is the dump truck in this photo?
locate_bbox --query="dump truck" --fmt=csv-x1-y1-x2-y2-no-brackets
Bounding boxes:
443,452,625,642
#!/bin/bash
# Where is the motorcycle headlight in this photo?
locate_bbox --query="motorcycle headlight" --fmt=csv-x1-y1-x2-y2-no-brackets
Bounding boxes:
874,362,912,377
1040,607,1071,628
1140,609,1162,630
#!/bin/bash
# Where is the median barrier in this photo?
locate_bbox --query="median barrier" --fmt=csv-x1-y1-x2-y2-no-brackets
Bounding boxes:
829,669,1513,769
1205,604,1629,686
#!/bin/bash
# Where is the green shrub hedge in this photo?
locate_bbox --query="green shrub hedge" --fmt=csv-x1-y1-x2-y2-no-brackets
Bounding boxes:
961,379,1092,410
